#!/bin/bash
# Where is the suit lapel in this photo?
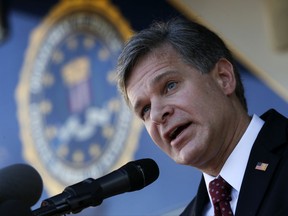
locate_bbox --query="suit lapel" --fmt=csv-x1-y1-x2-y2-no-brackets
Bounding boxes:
235,144,280,216
192,176,209,216
235,110,288,216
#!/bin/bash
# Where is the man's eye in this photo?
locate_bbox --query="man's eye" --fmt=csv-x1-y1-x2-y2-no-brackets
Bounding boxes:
141,105,150,119
166,81,177,91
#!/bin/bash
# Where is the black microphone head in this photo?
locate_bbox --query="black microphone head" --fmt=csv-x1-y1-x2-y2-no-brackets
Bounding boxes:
0,200,33,216
123,158,159,191
0,164,43,207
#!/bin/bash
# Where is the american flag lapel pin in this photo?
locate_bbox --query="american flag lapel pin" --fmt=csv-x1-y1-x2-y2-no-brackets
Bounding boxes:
255,162,269,171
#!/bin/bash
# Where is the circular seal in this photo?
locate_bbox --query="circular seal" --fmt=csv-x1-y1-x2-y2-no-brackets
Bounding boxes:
16,0,142,195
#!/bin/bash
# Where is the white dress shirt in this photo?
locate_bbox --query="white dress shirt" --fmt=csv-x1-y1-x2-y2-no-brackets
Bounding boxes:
203,114,264,216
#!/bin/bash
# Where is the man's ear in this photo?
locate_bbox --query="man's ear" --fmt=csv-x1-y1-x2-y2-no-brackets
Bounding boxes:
212,58,236,96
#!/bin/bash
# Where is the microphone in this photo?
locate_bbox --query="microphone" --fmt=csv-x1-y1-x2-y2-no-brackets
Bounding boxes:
0,163,43,207
0,200,34,216
33,158,159,216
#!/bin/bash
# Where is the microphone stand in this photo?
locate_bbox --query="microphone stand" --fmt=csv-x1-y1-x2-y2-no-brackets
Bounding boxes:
32,181,103,216
32,204,68,216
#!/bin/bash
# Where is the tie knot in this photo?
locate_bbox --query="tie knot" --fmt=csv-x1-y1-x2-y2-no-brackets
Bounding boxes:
209,176,232,204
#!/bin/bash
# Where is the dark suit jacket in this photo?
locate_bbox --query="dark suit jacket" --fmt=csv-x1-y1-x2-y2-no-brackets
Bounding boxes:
180,109,288,216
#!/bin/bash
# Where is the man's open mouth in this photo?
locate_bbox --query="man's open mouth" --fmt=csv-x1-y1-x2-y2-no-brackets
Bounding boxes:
169,122,191,141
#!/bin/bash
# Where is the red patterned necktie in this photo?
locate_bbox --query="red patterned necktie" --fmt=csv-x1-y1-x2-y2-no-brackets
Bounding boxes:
208,176,234,216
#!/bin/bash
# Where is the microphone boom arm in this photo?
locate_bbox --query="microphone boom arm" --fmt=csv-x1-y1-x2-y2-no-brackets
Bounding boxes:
33,178,103,216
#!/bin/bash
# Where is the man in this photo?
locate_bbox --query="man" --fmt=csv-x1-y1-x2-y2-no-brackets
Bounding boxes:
116,18,288,216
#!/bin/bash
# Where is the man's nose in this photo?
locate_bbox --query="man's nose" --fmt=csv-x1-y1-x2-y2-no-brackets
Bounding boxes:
150,100,173,124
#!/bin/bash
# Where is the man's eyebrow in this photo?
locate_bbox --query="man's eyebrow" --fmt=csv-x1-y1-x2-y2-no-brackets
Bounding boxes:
150,70,176,87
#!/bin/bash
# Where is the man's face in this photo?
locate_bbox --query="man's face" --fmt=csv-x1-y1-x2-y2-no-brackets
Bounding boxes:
126,45,236,170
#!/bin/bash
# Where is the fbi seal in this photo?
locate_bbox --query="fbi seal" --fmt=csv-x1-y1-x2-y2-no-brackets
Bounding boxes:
16,0,141,195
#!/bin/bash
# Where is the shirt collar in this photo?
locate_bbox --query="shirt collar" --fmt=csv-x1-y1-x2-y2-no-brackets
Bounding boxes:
204,114,264,192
